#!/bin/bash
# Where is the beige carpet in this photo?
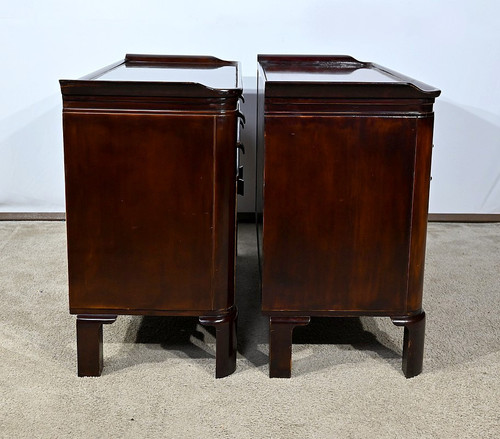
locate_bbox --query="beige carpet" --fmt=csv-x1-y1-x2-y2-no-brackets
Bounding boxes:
0,221,499,438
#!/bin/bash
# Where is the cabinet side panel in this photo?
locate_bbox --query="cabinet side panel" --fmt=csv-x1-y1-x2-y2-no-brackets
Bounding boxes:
211,114,238,310
262,115,415,313
256,68,265,274
407,116,434,312
63,112,215,312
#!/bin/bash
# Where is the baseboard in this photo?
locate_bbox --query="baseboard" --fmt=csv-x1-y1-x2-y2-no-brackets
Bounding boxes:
241,213,500,223
0,212,66,221
428,213,500,222
1,212,499,223
237,213,500,223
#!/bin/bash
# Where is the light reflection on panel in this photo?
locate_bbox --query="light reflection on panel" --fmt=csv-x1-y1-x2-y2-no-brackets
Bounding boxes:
96,65,238,89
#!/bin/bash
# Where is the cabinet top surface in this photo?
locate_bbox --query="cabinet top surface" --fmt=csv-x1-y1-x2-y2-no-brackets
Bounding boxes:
258,55,440,98
264,66,396,83
96,64,237,89
60,54,242,98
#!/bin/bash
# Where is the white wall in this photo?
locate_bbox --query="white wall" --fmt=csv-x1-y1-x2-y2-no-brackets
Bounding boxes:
1,0,499,213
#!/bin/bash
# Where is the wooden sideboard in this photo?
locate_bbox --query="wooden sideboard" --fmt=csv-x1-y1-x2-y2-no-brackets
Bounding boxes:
60,54,243,378
257,55,440,378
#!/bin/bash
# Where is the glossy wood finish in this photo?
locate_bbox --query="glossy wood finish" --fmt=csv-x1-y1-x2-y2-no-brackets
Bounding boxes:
262,116,416,313
199,306,238,378
269,316,310,378
76,315,117,377
257,55,440,378
392,312,426,378
61,55,242,377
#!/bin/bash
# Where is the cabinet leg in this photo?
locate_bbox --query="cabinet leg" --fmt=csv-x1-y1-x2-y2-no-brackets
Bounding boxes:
76,315,117,377
199,306,238,378
269,316,310,378
391,311,426,378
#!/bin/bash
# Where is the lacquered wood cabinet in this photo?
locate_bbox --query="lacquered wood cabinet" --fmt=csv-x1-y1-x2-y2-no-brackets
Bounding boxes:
60,55,243,378
257,55,440,378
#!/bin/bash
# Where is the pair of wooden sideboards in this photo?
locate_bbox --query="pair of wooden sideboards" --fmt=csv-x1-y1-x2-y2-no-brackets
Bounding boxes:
60,54,440,379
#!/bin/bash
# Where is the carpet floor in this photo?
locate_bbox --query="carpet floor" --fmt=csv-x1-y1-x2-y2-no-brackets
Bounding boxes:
0,222,499,438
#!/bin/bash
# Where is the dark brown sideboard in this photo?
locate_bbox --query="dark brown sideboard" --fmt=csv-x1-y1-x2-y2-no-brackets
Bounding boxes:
257,55,440,378
60,55,243,378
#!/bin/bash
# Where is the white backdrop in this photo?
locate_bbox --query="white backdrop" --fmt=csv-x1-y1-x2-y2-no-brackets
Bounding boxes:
1,0,499,213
